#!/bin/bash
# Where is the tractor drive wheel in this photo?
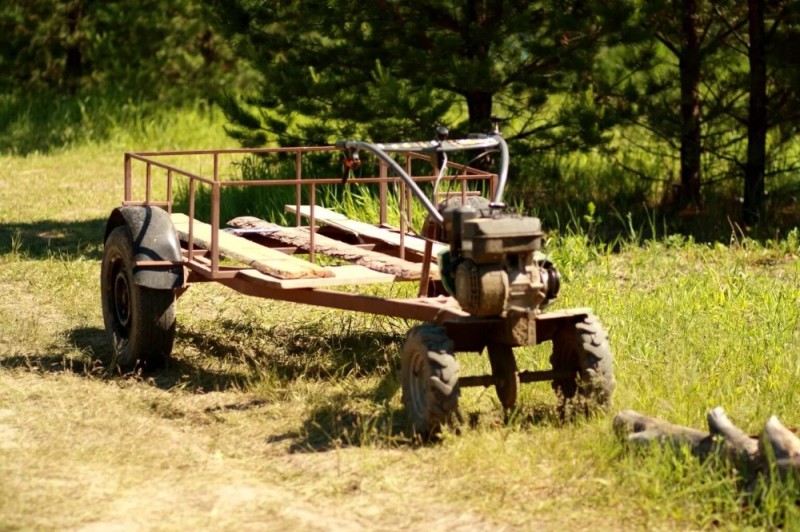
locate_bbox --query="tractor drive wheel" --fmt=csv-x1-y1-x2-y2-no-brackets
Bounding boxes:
550,314,615,417
101,226,176,370
487,343,519,410
401,324,460,439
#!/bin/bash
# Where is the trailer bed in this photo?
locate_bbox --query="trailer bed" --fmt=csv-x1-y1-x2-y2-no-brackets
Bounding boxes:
170,213,397,288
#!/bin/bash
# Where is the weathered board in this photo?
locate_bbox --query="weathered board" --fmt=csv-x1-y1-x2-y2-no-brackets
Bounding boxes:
284,205,448,257
227,216,438,281
170,213,332,279
236,264,396,289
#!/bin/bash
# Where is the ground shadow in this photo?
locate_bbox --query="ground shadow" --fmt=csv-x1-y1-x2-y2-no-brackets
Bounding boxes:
0,218,106,259
276,390,571,453
269,386,412,453
2,325,573,451
0,325,108,375
4,319,405,397
176,319,416,450
178,318,404,382
0,326,250,393
0,351,103,375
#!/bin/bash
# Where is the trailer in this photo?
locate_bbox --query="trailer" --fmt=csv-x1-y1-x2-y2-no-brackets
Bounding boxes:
100,133,615,437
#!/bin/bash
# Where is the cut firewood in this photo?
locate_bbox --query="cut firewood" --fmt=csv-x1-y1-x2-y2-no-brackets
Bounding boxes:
614,407,800,480
707,407,759,463
613,409,711,452
614,408,754,463
613,409,709,443
227,216,438,281
762,416,800,474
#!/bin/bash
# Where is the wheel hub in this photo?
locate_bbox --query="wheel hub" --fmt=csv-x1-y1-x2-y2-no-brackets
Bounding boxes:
113,269,131,327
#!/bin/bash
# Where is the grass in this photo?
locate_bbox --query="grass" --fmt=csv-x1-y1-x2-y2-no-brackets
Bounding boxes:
2,100,800,529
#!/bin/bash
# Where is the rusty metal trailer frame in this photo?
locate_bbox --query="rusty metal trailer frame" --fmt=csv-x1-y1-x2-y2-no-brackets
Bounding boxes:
118,143,587,385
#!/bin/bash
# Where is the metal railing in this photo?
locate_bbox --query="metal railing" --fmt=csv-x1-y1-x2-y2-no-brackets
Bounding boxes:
122,146,497,279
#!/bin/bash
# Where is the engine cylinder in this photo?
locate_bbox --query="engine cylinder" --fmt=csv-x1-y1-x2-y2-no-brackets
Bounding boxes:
454,261,508,317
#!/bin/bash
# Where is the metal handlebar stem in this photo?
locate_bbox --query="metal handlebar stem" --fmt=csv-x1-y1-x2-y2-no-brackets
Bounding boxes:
336,134,510,226
432,152,448,200
491,135,509,206
337,139,443,223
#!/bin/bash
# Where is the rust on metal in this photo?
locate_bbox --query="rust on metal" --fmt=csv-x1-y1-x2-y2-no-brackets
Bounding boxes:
121,143,492,317
460,369,573,388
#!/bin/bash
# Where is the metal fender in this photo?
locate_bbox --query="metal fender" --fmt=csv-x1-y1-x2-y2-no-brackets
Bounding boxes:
104,206,184,290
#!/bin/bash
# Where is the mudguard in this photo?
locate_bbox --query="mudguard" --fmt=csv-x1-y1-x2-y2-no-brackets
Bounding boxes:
104,206,184,290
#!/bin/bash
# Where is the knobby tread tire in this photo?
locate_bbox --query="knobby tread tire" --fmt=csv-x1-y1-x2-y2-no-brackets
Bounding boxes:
550,314,615,416
401,324,460,439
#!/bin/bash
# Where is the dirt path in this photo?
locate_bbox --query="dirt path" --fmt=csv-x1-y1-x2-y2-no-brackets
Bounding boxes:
0,370,508,531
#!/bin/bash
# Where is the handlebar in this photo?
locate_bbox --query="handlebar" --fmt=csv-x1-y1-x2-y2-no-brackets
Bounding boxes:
335,134,509,226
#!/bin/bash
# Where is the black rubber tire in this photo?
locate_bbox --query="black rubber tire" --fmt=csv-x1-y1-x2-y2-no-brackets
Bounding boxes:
101,225,176,370
401,324,460,438
487,343,519,410
550,314,615,416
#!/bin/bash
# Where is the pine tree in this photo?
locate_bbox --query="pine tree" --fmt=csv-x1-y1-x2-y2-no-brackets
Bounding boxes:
0,0,240,99
600,0,746,212
209,0,634,147
706,0,800,225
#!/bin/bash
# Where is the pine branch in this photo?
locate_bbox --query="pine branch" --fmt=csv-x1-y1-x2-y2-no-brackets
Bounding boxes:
703,145,745,170
508,122,561,142
613,158,668,183
712,4,749,53
625,119,680,150
654,31,679,56
702,170,740,185
766,5,790,40
766,164,800,178
619,128,679,159
700,80,748,125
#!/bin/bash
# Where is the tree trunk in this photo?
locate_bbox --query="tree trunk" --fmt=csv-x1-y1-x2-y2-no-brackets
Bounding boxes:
464,90,495,171
463,1,497,135
466,91,494,133
744,0,767,226
64,0,85,95
677,0,703,210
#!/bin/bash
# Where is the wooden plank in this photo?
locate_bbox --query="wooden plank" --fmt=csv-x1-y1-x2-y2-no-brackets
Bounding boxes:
228,216,438,281
171,213,332,279
289,205,349,221
285,204,448,256
236,264,396,289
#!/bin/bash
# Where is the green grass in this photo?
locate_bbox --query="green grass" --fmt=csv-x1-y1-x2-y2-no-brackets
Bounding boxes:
2,101,800,529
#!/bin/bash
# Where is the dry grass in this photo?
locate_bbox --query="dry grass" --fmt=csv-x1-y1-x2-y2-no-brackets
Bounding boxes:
3,108,800,530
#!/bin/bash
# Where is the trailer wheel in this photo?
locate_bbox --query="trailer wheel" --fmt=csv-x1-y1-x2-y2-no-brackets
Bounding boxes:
487,343,519,410
401,324,460,438
101,226,176,370
550,314,615,416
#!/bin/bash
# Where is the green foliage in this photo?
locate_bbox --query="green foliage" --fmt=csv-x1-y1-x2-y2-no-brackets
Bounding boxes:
209,0,636,147
4,0,800,233
0,0,250,101
0,90,230,155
